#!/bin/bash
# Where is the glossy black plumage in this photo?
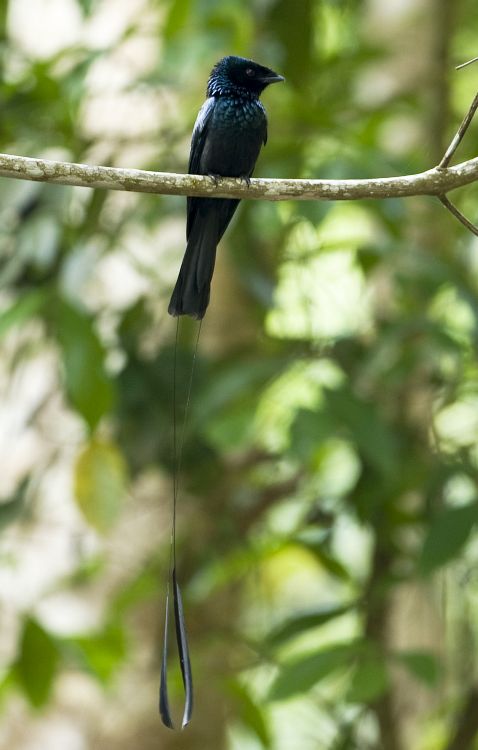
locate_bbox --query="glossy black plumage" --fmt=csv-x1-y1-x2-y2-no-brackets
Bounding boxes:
168,56,284,319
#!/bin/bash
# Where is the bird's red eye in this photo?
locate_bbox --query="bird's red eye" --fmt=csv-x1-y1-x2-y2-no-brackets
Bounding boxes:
245,68,255,76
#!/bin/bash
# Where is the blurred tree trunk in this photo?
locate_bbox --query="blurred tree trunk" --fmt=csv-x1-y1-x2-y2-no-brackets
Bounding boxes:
364,1,455,748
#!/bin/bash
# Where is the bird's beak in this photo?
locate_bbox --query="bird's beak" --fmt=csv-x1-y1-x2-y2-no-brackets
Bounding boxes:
260,72,285,84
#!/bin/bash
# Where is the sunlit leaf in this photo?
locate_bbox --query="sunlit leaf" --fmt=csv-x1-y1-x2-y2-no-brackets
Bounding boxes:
228,679,271,748
74,439,128,533
69,623,126,684
315,548,353,580
0,669,15,707
266,603,355,648
268,641,358,701
394,650,442,687
196,357,287,426
15,619,59,708
296,531,352,580
0,290,47,339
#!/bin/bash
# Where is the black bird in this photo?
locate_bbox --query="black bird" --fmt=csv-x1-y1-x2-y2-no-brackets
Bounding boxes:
168,55,284,319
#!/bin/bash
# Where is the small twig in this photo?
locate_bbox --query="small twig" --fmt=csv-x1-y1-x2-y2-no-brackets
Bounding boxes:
436,80,478,237
439,195,478,237
456,56,478,71
438,91,478,168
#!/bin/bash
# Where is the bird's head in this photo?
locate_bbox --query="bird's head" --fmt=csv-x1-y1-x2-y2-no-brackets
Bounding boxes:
207,56,284,98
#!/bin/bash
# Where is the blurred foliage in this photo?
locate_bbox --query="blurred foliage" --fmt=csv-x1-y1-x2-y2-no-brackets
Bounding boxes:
1,1,478,749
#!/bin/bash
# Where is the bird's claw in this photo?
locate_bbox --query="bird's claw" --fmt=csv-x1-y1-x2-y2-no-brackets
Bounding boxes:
208,174,251,188
208,173,221,187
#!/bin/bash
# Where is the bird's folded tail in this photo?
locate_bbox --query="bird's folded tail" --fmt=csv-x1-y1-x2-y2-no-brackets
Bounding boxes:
168,215,218,320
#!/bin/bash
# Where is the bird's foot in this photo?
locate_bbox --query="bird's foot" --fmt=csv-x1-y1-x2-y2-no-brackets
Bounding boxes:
240,175,251,187
208,173,221,187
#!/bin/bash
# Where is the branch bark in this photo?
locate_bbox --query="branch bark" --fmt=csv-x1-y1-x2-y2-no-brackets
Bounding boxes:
1,151,478,201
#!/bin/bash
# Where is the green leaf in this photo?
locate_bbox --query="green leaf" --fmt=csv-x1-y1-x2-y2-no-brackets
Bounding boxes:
54,300,115,430
15,619,59,708
228,680,271,748
199,356,289,449
289,408,336,462
302,540,352,581
74,439,128,533
419,502,478,574
316,549,352,580
266,603,355,648
0,478,29,532
0,668,15,707
324,387,397,475
394,650,442,687
78,0,96,16
197,357,287,426
289,387,397,475
346,654,389,703
268,641,357,701
0,290,47,340
70,623,126,684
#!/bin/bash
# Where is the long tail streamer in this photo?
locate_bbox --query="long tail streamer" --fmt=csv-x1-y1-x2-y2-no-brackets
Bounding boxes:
159,319,202,730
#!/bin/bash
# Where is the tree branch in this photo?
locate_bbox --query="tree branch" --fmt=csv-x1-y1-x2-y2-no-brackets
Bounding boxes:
1,151,478,202
439,91,478,168
434,87,478,235
439,195,478,237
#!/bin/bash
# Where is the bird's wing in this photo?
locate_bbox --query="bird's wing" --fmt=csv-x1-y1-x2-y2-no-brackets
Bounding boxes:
187,97,216,240
188,97,216,175
260,101,268,146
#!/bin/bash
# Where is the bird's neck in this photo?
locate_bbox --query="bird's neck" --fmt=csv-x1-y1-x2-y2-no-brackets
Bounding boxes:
207,78,259,101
